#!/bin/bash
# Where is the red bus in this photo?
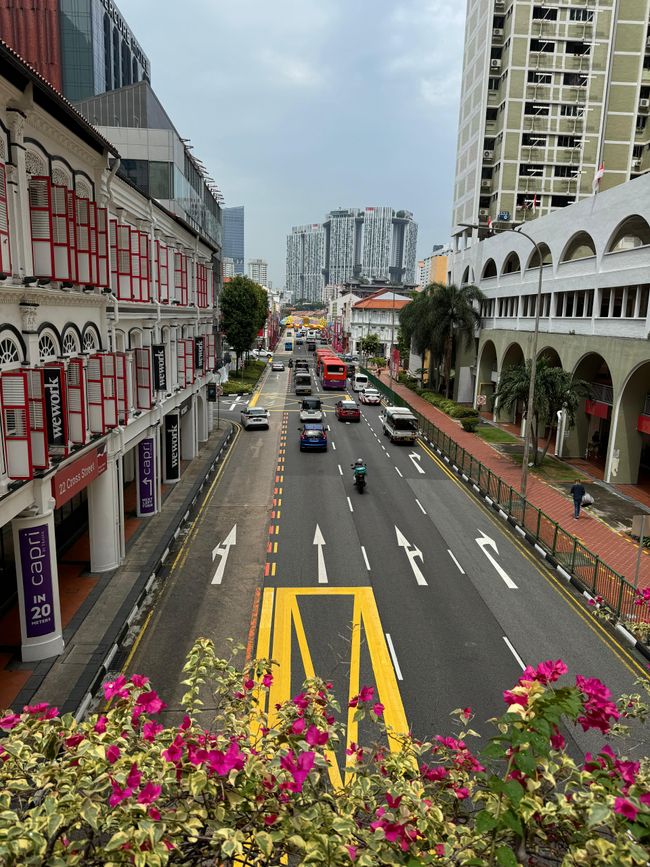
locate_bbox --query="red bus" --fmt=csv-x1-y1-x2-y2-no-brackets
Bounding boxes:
320,356,346,390
315,348,332,376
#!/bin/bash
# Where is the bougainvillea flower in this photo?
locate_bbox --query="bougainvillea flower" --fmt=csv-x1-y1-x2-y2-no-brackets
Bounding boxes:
94,716,108,734
453,786,470,800
292,692,309,710
106,745,121,764
243,678,255,690
421,764,448,782
263,813,278,826
205,741,246,776
103,675,129,701
65,733,85,749
576,675,620,734
142,720,163,743
359,685,375,702
385,793,402,810
305,724,328,746
23,702,49,714
280,750,315,791
126,763,141,789
108,780,132,807
372,703,384,717
291,717,306,735
136,690,166,715
614,797,638,821
130,674,149,688
550,726,566,750
262,672,273,688
137,782,161,805
346,845,357,860
0,714,20,731
162,735,184,764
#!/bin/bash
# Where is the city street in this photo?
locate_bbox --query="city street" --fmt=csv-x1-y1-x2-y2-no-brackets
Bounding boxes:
126,344,650,760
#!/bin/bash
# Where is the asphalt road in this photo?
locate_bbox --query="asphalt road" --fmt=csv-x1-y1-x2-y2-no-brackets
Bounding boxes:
125,343,650,761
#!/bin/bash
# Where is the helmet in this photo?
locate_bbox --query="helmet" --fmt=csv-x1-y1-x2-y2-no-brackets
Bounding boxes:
355,458,364,466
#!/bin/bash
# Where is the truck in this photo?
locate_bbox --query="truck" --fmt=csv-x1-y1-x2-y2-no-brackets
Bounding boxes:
380,406,419,444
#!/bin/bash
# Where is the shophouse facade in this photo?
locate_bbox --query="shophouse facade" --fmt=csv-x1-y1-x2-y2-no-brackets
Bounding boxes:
0,44,219,663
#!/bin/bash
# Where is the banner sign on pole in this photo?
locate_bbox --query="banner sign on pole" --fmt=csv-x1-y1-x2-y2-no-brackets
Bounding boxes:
137,437,156,515
164,415,180,481
43,366,65,448
152,344,167,391
194,337,205,373
18,524,56,638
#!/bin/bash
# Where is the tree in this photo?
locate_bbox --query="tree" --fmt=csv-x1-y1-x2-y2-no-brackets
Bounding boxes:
360,333,381,356
494,358,592,465
0,640,648,864
399,285,445,390
253,284,269,333
429,282,484,399
220,276,262,370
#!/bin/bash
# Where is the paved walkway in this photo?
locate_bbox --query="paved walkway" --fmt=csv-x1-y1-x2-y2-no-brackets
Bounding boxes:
378,373,650,590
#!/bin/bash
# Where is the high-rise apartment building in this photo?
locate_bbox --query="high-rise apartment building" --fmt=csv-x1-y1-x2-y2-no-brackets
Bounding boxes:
416,246,449,288
286,225,325,302
248,258,269,286
222,207,245,275
323,209,360,285
452,0,650,240
223,258,236,279
0,0,150,99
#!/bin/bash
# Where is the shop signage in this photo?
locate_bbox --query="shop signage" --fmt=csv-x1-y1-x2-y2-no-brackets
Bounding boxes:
195,337,204,373
152,344,167,391
138,438,156,515
179,397,192,417
165,415,180,480
207,383,217,402
18,524,55,638
43,366,65,447
52,443,107,508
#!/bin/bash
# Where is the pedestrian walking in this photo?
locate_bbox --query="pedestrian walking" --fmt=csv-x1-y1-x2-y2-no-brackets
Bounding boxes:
570,479,586,519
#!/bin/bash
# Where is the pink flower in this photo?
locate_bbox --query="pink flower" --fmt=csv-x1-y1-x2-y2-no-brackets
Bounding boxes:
127,763,141,789
262,672,273,688
263,814,278,826
137,782,162,805
103,675,129,701
23,702,49,714
94,716,108,734
0,714,20,731
576,675,620,734
359,685,375,702
372,703,384,717
550,726,565,750
142,720,163,742
136,690,166,715
291,717,306,735
435,844,445,856
292,692,309,710
148,806,161,820
640,793,650,806
421,764,448,782
453,786,469,800
108,780,132,808
179,715,192,731
305,724,328,746
205,741,246,776
106,744,121,764
280,750,315,792
244,678,255,690
346,845,357,861
462,707,472,720
65,733,84,749
520,659,568,686
130,674,149,688
162,735,184,764
386,793,402,810
614,797,638,821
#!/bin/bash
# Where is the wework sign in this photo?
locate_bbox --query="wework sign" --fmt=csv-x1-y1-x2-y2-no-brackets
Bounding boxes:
194,337,204,374
152,344,167,391
43,366,65,448
164,415,180,481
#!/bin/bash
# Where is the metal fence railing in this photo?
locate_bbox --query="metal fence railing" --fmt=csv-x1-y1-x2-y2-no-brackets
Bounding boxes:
363,370,644,630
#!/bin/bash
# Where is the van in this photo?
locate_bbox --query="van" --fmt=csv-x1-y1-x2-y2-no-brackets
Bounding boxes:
295,371,312,395
352,373,368,393
381,406,418,444
300,397,323,423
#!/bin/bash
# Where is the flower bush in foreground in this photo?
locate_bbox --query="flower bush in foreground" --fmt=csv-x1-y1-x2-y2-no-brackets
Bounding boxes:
0,640,649,865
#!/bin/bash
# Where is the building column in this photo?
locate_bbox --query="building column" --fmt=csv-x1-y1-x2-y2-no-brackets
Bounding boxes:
181,397,197,460
12,509,64,662
136,434,158,517
88,454,121,572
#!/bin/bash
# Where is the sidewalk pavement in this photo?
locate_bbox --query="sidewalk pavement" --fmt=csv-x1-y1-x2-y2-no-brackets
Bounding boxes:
4,422,234,717
377,372,650,590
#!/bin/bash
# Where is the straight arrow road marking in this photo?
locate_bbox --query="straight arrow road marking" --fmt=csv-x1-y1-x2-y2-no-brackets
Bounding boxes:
313,524,328,584
211,524,237,585
475,529,518,589
395,525,427,586
408,452,425,474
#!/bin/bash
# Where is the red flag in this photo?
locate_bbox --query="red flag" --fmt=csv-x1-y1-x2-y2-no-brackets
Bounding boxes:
592,162,605,194
487,215,493,234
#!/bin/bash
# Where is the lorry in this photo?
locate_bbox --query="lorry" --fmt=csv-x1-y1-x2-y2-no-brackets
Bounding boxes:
380,406,419,444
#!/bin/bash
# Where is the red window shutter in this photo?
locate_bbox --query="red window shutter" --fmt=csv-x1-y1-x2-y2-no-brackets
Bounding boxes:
97,207,109,288
51,185,71,281
101,353,118,428
87,355,105,433
135,347,152,409
207,334,215,370
182,255,188,305
109,218,118,290
26,368,48,469
75,196,91,283
0,162,12,275
130,227,141,300
174,252,182,304
185,338,194,384
189,259,196,306
115,351,128,423
116,224,132,299
139,232,150,302
44,361,69,458
156,241,169,303
66,190,78,283
177,339,186,388
1,371,32,479
66,357,86,443
29,176,54,278
89,201,99,285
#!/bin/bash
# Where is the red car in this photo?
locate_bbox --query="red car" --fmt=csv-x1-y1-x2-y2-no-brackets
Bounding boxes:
335,399,361,422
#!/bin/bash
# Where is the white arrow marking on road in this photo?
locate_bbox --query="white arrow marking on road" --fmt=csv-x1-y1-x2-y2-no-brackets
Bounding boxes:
408,452,425,474
313,524,328,584
475,529,518,589
395,525,427,586
211,525,237,585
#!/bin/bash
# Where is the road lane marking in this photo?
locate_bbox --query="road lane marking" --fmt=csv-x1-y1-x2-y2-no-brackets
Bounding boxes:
395,466,403,478
347,496,354,512
229,402,237,411
447,549,465,574
332,442,336,450
338,464,343,475
361,545,370,570
395,526,427,586
476,529,517,589
415,499,426,515
386,633,403,681
503,635,526,671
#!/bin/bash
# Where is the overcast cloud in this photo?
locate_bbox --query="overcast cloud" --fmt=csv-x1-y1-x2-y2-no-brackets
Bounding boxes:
119,0,466,286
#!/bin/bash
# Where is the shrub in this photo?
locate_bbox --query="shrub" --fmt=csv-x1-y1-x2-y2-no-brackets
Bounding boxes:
460,415,480,432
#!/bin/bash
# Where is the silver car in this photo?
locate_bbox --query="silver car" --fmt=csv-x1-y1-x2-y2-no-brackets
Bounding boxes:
299,398,323,423
241,406,270,430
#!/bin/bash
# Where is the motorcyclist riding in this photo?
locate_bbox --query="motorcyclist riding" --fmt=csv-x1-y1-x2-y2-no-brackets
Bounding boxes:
288,358,294,369
351,458,367,492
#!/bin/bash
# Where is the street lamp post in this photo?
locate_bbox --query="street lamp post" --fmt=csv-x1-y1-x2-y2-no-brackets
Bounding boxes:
459,222,544,499
389,290,396,392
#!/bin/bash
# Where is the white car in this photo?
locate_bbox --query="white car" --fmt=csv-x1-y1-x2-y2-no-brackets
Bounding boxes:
251,348,273,358
299,398,323,423
241,406,270,430
359,388,381,405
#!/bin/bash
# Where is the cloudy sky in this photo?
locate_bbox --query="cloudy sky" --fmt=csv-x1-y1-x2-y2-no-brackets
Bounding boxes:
119,0,467,286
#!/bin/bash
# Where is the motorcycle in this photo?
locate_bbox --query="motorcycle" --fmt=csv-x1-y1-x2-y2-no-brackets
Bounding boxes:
288,359,294,369
351,464,367,493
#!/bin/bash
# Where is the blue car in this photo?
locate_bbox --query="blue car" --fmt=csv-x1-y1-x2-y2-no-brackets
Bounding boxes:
299,422,328,451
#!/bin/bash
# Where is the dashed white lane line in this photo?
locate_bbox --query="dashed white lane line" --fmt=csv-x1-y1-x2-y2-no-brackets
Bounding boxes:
332,442,336,450
386,633,403,681
361,545,370,570
415,499,426,515
229,402,237,411
395,466,403,478
503,635,526,671
338,464,343,476
347,496,354,512
447,549,465,574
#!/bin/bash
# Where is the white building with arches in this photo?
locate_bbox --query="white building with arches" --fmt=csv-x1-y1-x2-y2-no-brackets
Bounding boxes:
0,43,221,663
451,172,650,489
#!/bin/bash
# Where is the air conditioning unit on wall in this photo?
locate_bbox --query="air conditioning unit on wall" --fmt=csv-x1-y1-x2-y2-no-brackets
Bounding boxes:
479,209,490,218
491,59,502,69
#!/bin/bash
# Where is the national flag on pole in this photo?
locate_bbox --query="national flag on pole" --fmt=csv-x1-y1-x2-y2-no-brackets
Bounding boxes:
592,162,605,194
487,215,493,234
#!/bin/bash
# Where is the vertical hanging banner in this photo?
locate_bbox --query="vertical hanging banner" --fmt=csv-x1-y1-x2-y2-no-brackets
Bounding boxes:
164,414,180,482
194,336,205,374
43,366,66,450
137,437,156,515
152,344,167,391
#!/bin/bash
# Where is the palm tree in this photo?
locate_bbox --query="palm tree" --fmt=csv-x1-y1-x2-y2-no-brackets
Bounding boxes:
494,359,592,466
429,282,484,398
398,285,444,389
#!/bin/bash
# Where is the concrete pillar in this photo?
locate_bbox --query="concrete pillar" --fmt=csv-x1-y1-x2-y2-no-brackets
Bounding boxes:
12,509,64,661
123,447,135,482
181,397,197,460
136,435,157,517
88,455,121,572
197,394,208,443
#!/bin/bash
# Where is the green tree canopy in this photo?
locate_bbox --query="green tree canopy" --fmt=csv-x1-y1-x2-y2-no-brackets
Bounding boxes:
220,276,264,365
429,282,484,398
360,333,381,356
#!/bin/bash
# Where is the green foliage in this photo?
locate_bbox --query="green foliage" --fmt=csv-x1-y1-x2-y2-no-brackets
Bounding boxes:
221,276,266,362
419,391,476,418
0,642,648,865
220,360,266,395
360,333,381,356
369,356,386,369
460,416,480,432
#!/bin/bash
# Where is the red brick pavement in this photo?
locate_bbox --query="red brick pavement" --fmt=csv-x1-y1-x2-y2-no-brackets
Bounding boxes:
378,373,650,590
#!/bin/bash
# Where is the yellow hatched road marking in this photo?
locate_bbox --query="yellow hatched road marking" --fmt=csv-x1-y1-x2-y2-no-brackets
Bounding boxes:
271,562,277,577
273,541,278,553
345,592,361,778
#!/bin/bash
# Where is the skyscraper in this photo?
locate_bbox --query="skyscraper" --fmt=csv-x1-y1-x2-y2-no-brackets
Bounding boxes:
452,0,650,239
323,209,360,285
222,207,245,274
248,258,269,286
286,225,325,302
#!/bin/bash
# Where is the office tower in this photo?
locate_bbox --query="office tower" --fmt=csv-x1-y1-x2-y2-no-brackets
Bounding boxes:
452,0,650,237
286,225,325,302
323,209,360,285
248,258,269,286
223,258,236,279
222,207,245,274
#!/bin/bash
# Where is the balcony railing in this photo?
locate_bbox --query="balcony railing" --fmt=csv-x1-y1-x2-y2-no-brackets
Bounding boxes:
590,383,614,405
644,393,650,416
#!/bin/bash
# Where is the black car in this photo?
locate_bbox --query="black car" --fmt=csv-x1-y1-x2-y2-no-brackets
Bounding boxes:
307,341,317,352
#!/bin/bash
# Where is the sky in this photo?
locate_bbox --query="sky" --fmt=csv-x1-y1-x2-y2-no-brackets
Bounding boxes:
119,0,467,288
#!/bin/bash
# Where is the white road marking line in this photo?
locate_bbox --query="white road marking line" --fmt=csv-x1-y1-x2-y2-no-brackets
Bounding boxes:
447,549,465,574
361,545,370,570
503,636,526,671
332,442,336,450
395,466,403,477
347,496,354,512
229,402,237,411
338,464,343,476
386,633,403,681
415,499,426,515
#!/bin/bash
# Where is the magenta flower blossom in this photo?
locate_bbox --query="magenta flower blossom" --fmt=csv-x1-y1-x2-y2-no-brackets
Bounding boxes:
162,735,184,764
179,715,192,731
0,714,20,731
292,692,309,710
23,702,49,714
106,744,121,764
576,675,620,734
135,690,166,715
142,720,163,743
262,672,273,688
614,797,638,821
359,685,375,702
263,813,278,826
243,678,255,690
205,741,246,776
103,675,129,701
94,716,108,734
385,793,402,810
291,717,306,735
280,749,315,792
421,764,449,782
372,703,384,717
503,689,527,708
108,780,132,808
305,724,328,746
346,844,358,860
453,786,469,800
65,733,85,749
521,659,568,686
137,782,162,805
126,763,141,789
130,674,149,688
